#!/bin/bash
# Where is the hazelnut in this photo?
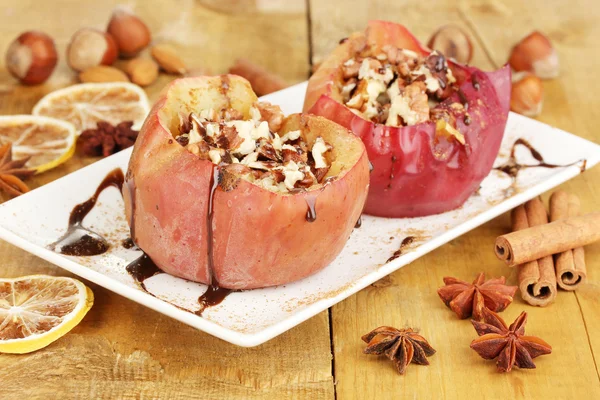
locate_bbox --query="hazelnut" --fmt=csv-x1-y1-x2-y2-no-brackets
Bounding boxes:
67,28,118,72
510,72,543,117
5,31,58,85
106,7,151,58
509,31,558,79
427,25,473,64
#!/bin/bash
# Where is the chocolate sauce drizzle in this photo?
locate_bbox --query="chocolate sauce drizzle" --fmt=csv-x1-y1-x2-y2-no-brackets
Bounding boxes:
355,215,362,228
126,253,162,287
305,193,318,222
48,166,234,315
48,169,124,256
122,237,137,249
494,138,586,185
386,236,416,263
125,178,137,244
472,75,481,91
196,166,232,316
457,88,469,110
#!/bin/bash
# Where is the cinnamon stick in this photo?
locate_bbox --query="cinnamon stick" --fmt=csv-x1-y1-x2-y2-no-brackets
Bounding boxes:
550,191,587,290
229,58,287,96
512,198,557,306
495,212,600,266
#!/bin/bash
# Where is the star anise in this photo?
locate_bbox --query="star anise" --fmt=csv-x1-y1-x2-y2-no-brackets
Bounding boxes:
470,308,552,372
362,326,436,374
437,272,517,320
77,120,139,157
0,143,35,197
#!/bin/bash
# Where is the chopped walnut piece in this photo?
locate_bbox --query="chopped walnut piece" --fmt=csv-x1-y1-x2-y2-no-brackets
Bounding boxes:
221,125,243,150
255,101,284,132
313,166,330,183
343,59,360,79
282,145,307,164
222,108,244,121
258,140,279,161
386,81,429,126
296,171,314,188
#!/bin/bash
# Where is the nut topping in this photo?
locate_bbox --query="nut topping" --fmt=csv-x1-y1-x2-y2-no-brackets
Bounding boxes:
174,102,334,193
340,44,466,136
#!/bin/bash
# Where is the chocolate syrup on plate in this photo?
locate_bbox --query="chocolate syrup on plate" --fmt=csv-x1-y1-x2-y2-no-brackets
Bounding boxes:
126,253,162,286
494,138,586,181
122,237,137,249
48,168,124,256
386,236,416,263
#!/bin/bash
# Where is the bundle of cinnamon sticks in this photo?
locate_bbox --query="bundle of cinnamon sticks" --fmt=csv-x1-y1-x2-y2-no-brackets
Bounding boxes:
495,190,599,306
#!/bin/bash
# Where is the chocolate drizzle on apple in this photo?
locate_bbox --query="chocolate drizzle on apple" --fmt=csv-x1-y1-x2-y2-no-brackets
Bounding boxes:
355,215,362,228
305,193,319,222
48,168,124,256
125,176,137,244
197,165,232,316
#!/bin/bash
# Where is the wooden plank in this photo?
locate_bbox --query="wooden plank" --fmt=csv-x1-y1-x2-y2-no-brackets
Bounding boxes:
462,0,600,379
1,255,334,399
309,0,600,398
0,1,335,399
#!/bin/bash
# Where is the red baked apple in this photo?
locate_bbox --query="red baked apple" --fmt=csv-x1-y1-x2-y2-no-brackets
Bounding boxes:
124,75,369,289
304,21,510,217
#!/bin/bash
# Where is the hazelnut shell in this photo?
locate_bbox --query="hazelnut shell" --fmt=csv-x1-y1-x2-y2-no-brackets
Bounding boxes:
67,28,118,72
510,72,543,117
107,7,152,58
5,31,58,85
509,31,559,79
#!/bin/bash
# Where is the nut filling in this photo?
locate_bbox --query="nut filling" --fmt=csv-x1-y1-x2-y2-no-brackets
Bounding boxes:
340,47,467,143
175,102,334,193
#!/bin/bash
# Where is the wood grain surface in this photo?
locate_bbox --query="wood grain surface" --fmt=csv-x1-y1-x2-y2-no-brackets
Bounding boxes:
1,0,599,398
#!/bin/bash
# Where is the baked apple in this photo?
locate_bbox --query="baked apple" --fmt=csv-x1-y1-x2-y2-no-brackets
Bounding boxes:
304,21,510,217
124,75,369,290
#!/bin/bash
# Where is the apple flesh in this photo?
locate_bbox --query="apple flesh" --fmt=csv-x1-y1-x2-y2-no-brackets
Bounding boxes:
124,75,370,289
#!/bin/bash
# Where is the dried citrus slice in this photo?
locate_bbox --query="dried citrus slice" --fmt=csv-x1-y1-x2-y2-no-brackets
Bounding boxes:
0,115,76,173
32,82,150,133
0,275,93,354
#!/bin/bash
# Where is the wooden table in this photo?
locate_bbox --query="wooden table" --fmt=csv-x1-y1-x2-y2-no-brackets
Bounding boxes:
1,0,599,398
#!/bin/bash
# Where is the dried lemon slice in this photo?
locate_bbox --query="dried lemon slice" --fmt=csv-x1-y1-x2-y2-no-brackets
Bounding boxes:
0,115,77,174
0,275,93,354
32,82,150,133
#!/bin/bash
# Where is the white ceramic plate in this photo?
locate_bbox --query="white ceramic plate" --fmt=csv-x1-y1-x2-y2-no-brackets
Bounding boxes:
1,82,599,347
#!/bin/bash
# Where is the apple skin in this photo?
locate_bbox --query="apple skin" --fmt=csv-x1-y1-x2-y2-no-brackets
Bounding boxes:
124,75,370,289
304,21,511,218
